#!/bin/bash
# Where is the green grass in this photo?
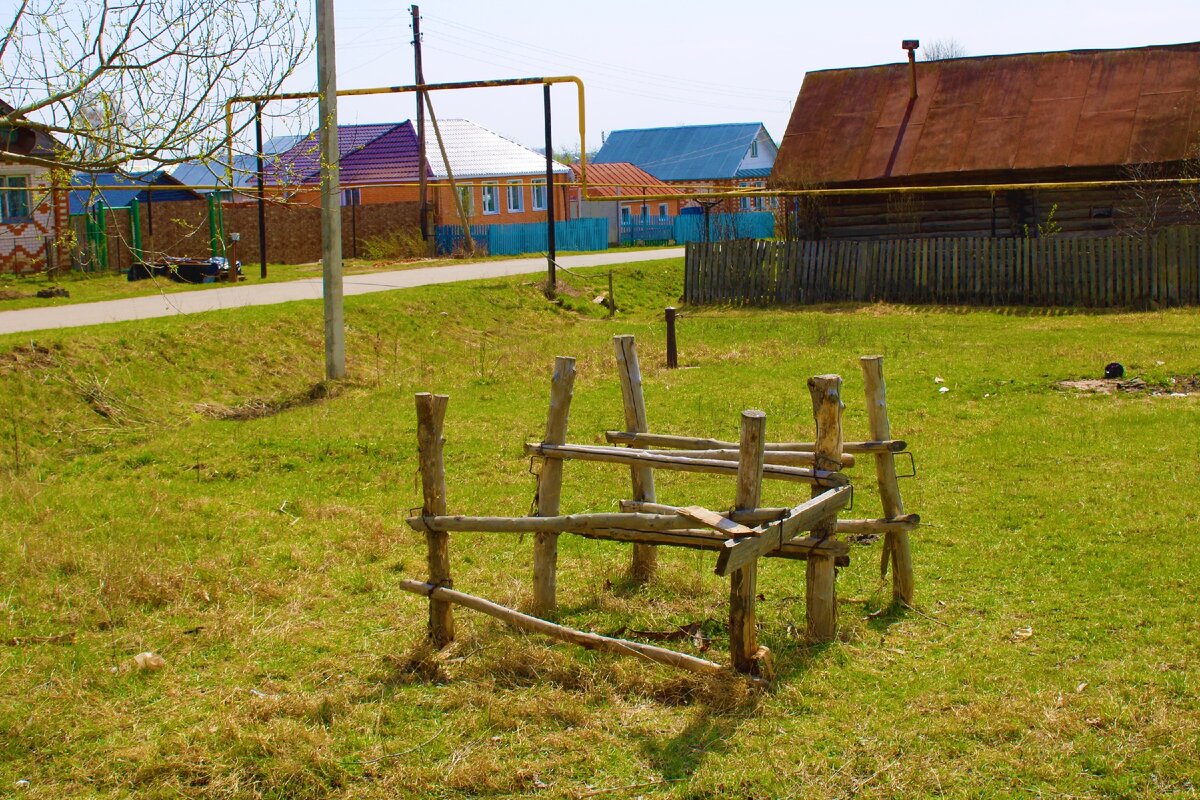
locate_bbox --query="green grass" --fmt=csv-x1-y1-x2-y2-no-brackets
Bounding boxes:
1,257,1198,798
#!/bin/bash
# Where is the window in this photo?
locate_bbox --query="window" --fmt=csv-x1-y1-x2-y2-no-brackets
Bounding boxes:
753,181,765,211
749,139,759,159
481,182,499,215
2,176,30,221
620,205,631,224
340,187,361,207
455,185,474,218
506,180,524,213
738,181,750,211
658,203,669,218
531,179,547,211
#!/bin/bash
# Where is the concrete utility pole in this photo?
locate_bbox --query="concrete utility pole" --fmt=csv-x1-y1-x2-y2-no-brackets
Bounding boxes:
317,0,346,380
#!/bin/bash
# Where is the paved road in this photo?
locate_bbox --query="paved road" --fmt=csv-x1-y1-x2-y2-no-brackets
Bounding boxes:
0,248,684,335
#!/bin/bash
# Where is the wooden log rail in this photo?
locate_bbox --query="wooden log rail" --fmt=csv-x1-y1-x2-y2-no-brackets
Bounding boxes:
525,442,849,487
405,512,850,563
618,500,919,535
605,430,905,455
398,580,768,688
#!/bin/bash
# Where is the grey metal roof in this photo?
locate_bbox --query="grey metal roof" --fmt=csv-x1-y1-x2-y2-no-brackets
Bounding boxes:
423,119,570,179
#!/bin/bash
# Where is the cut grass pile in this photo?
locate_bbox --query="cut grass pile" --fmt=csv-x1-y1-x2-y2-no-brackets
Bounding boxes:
0,257,1198,798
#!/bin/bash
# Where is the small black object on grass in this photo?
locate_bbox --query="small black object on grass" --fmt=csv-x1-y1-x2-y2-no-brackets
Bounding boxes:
1105,362,1125,379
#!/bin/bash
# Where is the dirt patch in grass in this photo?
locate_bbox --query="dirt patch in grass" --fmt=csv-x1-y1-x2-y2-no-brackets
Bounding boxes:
195,380,342,420
1058,375,1199,396
0,288,28,301
0,342,59,372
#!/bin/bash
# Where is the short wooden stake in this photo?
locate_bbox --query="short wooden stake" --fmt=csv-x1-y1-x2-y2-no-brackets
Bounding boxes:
730,409,766,674
532,356,576,616
415,392,454,648
860,355,915,606
806,375,844,643
614,335,657,582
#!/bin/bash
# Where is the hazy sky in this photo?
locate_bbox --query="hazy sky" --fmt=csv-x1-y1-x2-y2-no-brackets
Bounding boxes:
272,0,1200,153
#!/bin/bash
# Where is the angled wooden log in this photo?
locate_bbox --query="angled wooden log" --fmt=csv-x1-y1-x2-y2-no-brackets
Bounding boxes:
730,410,767,675
399,580,767,687
614,335,657,582
645,448,856,468
524,443,848,487
415,392,453,648
605,430,905,454
861,355,915,606
713,485,852,577
806,374,844,643
676,506,757,537
532,356,575,616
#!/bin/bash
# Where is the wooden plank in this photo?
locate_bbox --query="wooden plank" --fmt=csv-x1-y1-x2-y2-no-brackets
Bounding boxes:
532,356,576,616
677,505,757,537
613,335,657,582
620,500,920,535
604,430,905,453
397,580,761,684
415,392,454,648
714,485,851,577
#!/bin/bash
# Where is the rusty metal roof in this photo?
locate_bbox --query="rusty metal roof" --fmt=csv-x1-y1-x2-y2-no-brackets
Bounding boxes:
773,42,1200,187
570,162,683,198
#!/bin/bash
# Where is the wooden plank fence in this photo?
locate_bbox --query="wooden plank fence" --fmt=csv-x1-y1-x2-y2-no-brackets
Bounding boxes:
683,227,1200,308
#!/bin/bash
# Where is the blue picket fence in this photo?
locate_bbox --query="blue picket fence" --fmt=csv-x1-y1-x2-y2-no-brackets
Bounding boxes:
435,218,608,256
618,211,776,245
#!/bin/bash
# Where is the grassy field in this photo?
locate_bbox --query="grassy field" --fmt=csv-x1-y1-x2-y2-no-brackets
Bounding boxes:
0,257,1198,798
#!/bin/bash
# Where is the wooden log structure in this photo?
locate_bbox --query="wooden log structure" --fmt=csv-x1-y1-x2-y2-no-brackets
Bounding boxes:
806,375,844,643
605,429,904,455
614,335,657,582
713,486,852,577
861,355,915,606
524,442,849,487
398,580,767,688
643,447,856,468
414,392,454,648
532,356,575,616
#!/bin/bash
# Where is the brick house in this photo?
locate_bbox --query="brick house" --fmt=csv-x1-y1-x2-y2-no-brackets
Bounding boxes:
0,100,68,273
567,162,685,243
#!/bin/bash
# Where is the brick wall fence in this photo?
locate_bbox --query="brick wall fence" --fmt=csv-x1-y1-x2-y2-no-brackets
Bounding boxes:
77,198,421,270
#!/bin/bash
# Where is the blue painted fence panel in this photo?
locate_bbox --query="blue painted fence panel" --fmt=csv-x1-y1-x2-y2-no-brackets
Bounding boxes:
435,218,608,256
673,211,776,243
619,215,674,245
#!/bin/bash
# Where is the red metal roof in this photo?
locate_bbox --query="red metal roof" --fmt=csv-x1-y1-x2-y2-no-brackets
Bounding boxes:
773,42,1200,187
570,161,683,198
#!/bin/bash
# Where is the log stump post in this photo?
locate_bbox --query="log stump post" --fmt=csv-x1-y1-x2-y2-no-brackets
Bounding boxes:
613,335,657,583
860,355,914,606
730,409,768,675
532,356,576,616
806,375,844,643
415,392,454,648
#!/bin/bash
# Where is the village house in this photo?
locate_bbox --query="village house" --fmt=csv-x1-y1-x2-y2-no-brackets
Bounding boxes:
0,100,69,273
567,161,685,244
771,41,1200,239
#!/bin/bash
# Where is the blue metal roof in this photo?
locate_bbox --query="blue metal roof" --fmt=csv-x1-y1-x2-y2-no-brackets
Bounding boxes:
735,167,773,179
69,171,200,215
594,123,766,182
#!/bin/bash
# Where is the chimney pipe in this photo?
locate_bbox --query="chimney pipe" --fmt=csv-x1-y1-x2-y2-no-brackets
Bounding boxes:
902,39,920,100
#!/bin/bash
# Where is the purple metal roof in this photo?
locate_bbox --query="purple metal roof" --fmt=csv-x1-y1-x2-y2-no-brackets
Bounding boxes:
269,121,429,186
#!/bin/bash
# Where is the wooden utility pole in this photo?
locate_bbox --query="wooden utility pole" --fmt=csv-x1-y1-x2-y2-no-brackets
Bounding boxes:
317,0,345,380
412,5,429,246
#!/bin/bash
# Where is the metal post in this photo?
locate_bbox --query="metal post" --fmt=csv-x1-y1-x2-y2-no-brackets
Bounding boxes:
207,193,219,259
255,102,267,279
128,198,142,263
544,83,556,295
412,5,429,245
317,0,346,380
665,306,678,368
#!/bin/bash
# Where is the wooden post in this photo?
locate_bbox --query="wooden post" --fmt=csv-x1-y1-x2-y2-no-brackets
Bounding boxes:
613,335,657,582
860,355,914,606
729,410,767,674
806,375,843,643
532,356,576,616
415,392,453,648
